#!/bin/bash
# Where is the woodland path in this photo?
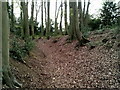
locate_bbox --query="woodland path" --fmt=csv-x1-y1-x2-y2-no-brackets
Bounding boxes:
10,33,120,88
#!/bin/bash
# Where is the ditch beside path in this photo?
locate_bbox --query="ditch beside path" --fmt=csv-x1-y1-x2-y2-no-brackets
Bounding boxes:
10,33,120,88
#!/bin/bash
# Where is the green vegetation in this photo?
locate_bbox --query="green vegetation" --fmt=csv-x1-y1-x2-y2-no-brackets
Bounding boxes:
1,0,120,88
10,36,34,63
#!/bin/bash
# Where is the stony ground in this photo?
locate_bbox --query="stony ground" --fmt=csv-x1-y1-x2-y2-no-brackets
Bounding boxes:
10,30,120,88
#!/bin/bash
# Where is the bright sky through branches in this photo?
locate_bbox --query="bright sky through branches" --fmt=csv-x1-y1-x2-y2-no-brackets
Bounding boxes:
12,0,120,26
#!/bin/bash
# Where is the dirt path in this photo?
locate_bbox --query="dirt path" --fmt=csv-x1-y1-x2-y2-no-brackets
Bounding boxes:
10,34,119,88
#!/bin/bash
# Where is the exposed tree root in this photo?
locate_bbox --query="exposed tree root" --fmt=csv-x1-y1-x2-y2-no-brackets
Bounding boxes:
75,36,90,49
2,69,22,88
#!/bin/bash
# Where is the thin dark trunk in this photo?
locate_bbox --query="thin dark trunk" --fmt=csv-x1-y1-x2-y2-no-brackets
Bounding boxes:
59,0,63,34
11,0,14,31
84,0,90,27
64,0,68,35
30,0,34,37
55,0,58,34
41,0,44,36
69,1,75,40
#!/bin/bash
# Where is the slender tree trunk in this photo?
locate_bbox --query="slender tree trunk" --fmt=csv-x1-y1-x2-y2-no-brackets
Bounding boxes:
64,0,68,35
59,0,63,34
30,0,34,37
83,0,86,21
44,0,47,36
0,2,2,88
2,2,22,88
46,0,50,38
44,0,47,25
69,1,75,40
20,2,24,37
55,0,58,35
11,0,14,31
84,0,90,27
78,0,83,31
41,0,44,36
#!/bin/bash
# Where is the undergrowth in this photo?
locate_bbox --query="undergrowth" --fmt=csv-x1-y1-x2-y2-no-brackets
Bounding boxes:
10,35,35,63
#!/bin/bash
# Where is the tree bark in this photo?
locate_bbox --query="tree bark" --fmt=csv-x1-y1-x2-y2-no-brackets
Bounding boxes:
21,1,29,38
46,0,50,38
30,0,34,37
83,0,86,21
41,0,44,36
78,0,83,31
84,0,90,27
69,1,75,40
64,0,68,35
44,0,47,36
2,2,22,88
59,0,63,34
54,0,58,35
73,1,82,42
20,2,24,38
11,0,14,31
0,2,2,88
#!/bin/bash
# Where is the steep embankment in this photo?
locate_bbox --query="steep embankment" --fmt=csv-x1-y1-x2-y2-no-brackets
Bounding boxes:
9,30,120,88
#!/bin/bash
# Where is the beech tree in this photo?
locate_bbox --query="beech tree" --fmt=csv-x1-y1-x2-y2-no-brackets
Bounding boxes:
64,0,68,35
69,1,75,39
59,0,63,34
41,0,44,36
46,0,50,38
54,0,58,34
72,1,82,42
54,1,63,35
1,2,21,88
11,0,15,31
21,0,29,38
69,0,90,45
30,0,34,37
0,2,2,88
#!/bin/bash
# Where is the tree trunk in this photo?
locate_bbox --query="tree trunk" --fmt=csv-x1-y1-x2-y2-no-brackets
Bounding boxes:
78,0,83,31
83,0,86,21
46,0,50,39
41,0,44,36
0,2,2,88
21,1,29,38
59,0,63,35
11,0,14,31
69,1,74,40
20,2,24,38
30,0,34,37
54,0,58,35
2,2,22,88
70,0,90,46
73,1,82,42
64,0,68,35
44,0,47,36
84,0,90,27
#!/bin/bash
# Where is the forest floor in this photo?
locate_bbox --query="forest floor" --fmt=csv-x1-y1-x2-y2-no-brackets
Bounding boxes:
10,29,120,88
